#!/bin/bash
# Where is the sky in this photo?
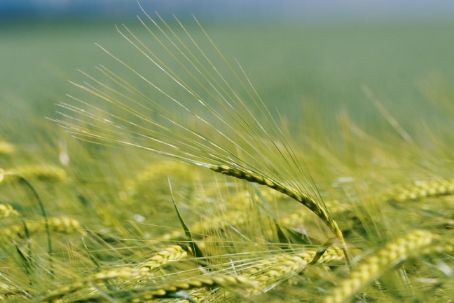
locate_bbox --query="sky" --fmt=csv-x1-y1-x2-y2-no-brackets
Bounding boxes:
1,0,454,21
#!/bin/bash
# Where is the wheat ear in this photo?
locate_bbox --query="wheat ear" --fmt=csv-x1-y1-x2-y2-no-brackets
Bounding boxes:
322,230,435,303
55,14,347,259
65,274,258,303
43,245,188,301
208,164,347,255
420,236,454,256
43,266,138,302
0,165,67,184
139,245,188,271
386,178,454,202
0,217,84,240
242,247,344,290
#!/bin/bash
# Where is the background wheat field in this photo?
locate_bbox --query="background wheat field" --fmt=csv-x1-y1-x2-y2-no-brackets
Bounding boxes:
0,9,454,303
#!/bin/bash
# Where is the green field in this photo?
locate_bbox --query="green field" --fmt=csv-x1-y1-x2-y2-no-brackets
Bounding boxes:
0,19,453,302
2,21,454,124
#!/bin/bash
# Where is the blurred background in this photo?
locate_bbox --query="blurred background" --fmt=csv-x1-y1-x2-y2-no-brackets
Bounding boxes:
2,0,454,21
1,0,454,134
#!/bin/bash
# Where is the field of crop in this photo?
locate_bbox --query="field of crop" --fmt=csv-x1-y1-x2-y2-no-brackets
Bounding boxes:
0,14,453,302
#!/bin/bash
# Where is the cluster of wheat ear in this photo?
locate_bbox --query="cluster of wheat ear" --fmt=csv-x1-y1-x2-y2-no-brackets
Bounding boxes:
1,6,453,303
